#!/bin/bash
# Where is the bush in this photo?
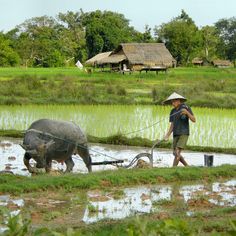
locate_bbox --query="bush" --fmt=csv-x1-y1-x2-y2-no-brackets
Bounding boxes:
116,85,127,96
151,87,158,102
106,84,115,94
127,216,193,236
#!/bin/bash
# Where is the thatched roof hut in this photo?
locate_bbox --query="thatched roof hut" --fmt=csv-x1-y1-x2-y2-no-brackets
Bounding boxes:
212,60,232,68
192,57,203,65
98,43,176,71
85,51,112,66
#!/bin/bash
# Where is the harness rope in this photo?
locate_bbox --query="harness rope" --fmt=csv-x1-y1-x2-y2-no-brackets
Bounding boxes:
23,109,182,166
25,129,121,161
122,109,181,136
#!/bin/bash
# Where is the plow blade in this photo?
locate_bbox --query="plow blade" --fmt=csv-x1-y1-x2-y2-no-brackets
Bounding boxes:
91,160,124,165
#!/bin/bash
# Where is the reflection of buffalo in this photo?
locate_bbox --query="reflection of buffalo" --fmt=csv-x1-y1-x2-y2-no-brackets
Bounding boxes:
21,119,92,173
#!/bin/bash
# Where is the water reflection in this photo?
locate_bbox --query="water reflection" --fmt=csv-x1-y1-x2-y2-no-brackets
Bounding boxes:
83,180,236,223
83,186,172,223
0,180,235,229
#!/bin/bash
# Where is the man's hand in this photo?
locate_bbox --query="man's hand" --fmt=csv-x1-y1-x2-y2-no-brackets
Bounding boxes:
181,108,189,115
163,134,169,141
181,108,196,123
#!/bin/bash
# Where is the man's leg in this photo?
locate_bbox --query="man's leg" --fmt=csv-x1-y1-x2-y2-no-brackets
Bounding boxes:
172,136,179,166
173,148,188,166
179,153,188,166
173,148,180,166
178,135,189,166
175,135,189,167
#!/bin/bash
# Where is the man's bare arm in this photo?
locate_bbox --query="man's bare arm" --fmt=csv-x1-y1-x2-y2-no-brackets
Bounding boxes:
164,123,173,140
181,109,196,123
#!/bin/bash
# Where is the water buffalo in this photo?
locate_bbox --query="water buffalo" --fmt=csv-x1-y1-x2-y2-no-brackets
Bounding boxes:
21,119,92,173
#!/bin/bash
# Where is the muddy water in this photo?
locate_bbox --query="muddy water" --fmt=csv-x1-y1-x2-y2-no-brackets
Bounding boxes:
0,137,236,175
83,185,172,223
0,180,235,229
84,179,236,223
1,138,236,175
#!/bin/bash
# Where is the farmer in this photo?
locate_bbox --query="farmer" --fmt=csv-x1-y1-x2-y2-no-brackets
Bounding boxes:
163,92,196,166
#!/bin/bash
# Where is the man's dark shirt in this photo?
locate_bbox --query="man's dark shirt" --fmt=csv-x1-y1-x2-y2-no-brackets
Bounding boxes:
169,103,193,136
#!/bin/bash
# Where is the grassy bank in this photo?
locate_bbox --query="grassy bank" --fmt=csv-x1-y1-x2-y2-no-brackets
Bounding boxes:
3,208,236,235
88,134,236,154
0,67,235,108
62,209,236,236
0,165,235,194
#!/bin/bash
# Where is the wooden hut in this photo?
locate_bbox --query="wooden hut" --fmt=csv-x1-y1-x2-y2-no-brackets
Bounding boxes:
85,51,112,67
212,60,232,68
97,43,176,72
192,57,204,66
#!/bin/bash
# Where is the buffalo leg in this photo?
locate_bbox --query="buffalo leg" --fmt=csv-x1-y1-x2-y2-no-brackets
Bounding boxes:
45,159,52,173
23,152,35,173
36,162,44,168
65,156,75,172
77,146,92,172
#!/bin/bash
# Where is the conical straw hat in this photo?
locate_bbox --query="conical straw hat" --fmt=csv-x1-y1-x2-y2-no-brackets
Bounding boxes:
163,92,187,104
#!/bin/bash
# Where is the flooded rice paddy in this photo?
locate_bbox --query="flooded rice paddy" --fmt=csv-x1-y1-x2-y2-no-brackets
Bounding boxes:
0,105,235,148
0,138,236,175
0,179,235,229
0,137,235,231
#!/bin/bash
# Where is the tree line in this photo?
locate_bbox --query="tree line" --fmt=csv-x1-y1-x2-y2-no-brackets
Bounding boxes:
0,9,235,67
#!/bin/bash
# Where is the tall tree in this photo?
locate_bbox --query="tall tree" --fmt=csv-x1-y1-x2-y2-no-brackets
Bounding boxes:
16,16,65,67
57,11,87,63
200,26,220,61
215,17,236,63
6,29,35,67
154,10,201,65
177,9,195,24
81,10,137,57
0,33,19,66
142,25,154,43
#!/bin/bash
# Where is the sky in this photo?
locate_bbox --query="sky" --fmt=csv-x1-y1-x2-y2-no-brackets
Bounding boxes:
0,0,235,32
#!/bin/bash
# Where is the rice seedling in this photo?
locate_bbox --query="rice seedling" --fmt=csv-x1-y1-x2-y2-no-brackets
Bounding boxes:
0,105,234,148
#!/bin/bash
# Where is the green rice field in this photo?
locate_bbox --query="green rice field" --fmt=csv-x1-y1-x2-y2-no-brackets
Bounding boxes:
0,105,235,148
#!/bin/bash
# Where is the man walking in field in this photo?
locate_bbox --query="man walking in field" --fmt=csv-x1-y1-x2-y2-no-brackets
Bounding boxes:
164,92,196,166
